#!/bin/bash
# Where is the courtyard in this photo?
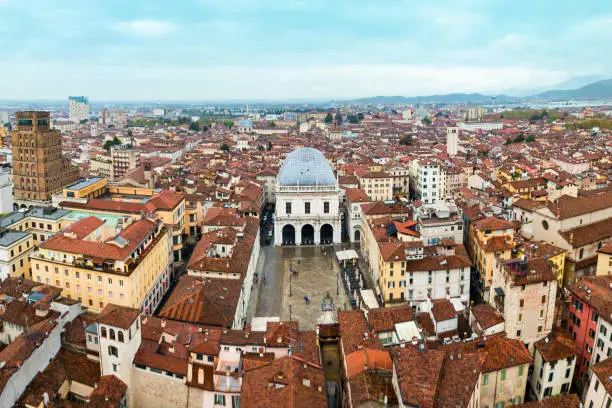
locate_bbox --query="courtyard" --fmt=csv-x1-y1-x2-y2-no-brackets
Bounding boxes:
249,244,351,330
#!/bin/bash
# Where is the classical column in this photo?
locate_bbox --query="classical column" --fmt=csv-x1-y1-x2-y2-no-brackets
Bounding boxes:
314,222,321,245
295,224,302,246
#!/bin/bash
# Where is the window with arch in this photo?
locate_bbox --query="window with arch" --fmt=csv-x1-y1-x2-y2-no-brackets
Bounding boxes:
118,331,124,342
542,220,549,230
108,345,118,357
109,328,116,340
101,327,107,338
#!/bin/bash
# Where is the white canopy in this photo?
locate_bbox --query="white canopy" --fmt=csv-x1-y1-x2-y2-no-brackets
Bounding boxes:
336,249,359,261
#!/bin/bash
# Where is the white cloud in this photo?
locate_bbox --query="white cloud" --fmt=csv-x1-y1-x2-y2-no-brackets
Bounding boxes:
0,61,569,101
113,20,174,37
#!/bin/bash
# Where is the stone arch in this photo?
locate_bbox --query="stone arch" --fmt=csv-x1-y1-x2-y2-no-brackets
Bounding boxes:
301,224,314,245
320,224,334,244
354,229,361,242
282,224,296,245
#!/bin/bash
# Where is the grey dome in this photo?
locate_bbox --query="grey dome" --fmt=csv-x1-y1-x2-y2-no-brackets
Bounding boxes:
278,148,336,186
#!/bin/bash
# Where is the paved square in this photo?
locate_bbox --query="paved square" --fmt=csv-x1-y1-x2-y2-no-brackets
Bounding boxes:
252,245,349,330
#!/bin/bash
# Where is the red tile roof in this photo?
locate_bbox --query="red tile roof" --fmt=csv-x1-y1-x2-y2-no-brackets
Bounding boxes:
97,303,140,329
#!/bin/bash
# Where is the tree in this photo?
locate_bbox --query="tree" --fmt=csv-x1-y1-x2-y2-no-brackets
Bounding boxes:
324,112,333,124
357,113,364,122
399,135,412,146
220,143,230,154
526,134,536,143
127,129,133,137
347,114,359,124
422,117,431,126
267,121,276,127
104,136,121,152
189,121,200,131
477,149,489,158
513,134,525,143
3,123,11,131
257,145,265,152
334,112,343,125
224,120,234,129
267,141,273,151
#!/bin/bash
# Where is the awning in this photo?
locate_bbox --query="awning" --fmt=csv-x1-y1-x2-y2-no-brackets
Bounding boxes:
336,249,359,261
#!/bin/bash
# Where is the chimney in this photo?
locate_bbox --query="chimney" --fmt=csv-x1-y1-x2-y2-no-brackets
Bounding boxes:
35,304,49,318
569,232,574,245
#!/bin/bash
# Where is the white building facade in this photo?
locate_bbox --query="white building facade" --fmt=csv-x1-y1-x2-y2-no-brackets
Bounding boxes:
274,148,342,245
68,96,90,123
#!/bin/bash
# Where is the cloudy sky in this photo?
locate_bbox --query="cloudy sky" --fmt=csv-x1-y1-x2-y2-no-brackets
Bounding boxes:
0,0,610,101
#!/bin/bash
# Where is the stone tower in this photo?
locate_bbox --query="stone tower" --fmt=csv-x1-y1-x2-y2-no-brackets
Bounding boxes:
11,111,79,204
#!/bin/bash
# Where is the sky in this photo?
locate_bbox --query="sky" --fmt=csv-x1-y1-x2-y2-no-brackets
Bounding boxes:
0,0,610,101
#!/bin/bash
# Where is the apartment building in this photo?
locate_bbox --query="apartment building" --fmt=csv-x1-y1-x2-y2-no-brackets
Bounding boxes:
512,190,612,286
111,146,141,179
414,200,464,246
529,329,577,400
0,207,71,245
30,216,172,314
583,358,612,408
59,189,187,263
384,163,410,195
596,243,612,276
0,230,33,280
517,241,567,289
471,216,517,301
567,276,612,389
68,96,90,123
392,242,471,307
356,168,393,201
414,159,445,205
89,154,115,180
490,257,557,350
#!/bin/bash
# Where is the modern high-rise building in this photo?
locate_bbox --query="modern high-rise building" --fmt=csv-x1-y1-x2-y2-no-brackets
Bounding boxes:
11,111,79,204
0,111,9,127
68,96,90,123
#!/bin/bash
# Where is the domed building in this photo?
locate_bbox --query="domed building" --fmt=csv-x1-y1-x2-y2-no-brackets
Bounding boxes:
274,148,341,245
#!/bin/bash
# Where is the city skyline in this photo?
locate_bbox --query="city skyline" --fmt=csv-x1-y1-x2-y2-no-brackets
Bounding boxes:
0,0,611,100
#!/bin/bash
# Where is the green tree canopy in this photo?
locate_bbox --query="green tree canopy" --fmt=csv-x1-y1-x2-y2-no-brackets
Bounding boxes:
334,112,343,125
189,121,200,131
220,143,230,153
399,135,413,146
267,141,273,151
104,136,121,152
324,112,333,124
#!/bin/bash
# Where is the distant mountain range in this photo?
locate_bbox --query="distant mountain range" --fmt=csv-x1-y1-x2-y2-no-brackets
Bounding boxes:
339,77,612,105
534,79,612,100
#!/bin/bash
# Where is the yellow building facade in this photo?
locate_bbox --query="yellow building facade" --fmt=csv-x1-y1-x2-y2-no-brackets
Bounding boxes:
31,218,171,313
596,244,612,276
472,217,516,301
0,231,34,280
